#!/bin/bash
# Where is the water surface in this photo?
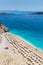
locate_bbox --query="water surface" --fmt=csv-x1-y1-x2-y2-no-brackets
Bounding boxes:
0,11,43,51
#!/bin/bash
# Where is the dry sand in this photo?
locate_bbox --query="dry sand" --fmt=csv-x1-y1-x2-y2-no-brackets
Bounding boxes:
0,32,43,65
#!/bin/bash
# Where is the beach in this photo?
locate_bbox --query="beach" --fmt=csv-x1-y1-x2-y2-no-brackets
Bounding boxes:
0,32,43,65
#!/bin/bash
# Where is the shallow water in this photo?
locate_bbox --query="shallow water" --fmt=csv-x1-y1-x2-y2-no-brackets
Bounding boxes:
0,11,43,51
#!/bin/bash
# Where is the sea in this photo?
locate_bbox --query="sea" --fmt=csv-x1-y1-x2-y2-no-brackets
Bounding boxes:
0,10,43,51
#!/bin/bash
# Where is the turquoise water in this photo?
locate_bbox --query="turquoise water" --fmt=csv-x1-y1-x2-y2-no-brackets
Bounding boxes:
0,11,43,51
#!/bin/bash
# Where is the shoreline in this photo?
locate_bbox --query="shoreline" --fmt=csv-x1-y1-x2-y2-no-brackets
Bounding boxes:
16,35,43,52
6,32,43,56
9,32,43,53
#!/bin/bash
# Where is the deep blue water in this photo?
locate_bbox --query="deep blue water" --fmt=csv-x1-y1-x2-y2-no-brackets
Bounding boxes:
0,11,43,51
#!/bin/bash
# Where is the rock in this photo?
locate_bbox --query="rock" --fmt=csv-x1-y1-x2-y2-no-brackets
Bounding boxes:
1,24,8,32
0,24,8,34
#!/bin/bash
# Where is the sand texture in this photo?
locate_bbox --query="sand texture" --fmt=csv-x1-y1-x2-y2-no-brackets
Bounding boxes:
0,32,43,65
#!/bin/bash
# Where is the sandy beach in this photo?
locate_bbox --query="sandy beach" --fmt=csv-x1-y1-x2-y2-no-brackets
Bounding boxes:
0,32,43,65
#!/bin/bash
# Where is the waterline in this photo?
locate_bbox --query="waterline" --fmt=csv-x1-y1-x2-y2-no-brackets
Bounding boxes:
9,32,43,52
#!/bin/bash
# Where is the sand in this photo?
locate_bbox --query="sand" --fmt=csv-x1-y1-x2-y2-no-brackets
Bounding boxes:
0,32,43,65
